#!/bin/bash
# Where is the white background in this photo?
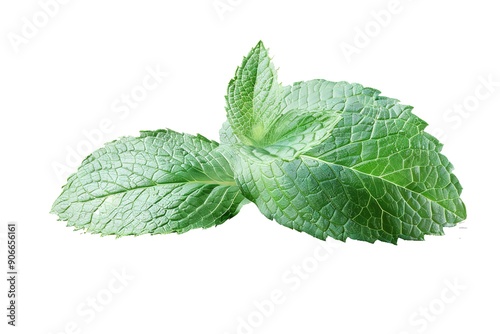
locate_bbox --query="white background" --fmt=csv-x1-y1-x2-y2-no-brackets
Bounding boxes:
1,1,499,333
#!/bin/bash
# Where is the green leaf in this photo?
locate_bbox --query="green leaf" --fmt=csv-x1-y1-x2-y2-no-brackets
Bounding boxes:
51,130,247,236
232,83,466,244
226,41,281,146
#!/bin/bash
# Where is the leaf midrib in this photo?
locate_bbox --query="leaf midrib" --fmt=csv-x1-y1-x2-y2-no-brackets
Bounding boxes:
69,179,238,204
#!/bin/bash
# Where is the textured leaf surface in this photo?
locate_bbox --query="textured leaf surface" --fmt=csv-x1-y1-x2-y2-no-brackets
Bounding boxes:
232,81,466,244
219,120,239,145
261,109,341,160
280,79,381,112
222,109,341,161
226,41,281,145
52,130,247,236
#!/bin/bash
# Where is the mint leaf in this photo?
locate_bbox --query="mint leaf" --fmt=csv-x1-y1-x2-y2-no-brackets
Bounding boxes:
232,87,466,244
53,42,466,244
51,130,247,236
226,41,281,146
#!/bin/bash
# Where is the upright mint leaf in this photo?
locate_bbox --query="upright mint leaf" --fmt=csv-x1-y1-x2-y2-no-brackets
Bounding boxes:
232,83,466,244
51,130,247,236
226,41,281,146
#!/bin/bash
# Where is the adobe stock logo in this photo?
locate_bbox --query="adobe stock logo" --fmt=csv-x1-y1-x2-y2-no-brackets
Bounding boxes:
339,0,415,63
427,74,499,143
51,64,168,182
213,0,244,21
47,268,134,334
7,0,72,54
397,278,467,334
222,239,341,334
